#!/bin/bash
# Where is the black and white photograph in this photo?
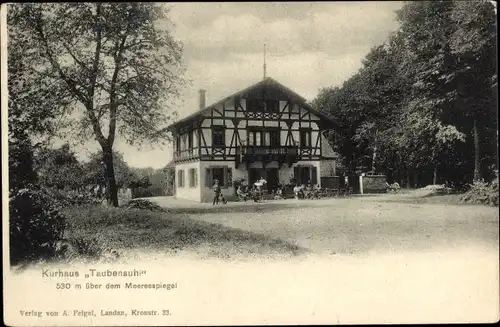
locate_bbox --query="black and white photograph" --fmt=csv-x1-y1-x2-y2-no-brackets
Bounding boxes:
2,1,499,325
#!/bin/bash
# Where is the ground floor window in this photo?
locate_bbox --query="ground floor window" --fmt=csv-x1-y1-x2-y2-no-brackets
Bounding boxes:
178,170,185,187
294,166,318,186
205,166,232,188
188,168,198,187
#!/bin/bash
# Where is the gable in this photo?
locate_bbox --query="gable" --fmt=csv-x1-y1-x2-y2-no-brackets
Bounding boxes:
168,77,340,131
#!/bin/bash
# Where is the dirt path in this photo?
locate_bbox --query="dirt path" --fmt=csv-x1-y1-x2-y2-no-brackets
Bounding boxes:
153,196,499,256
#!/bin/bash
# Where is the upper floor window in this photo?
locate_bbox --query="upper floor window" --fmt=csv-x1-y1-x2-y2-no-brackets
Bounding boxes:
300,128,312,148
175,135,181,153
247,98,280,113
247,99,261,112
188,131,193,150
212,126,225,147
265,99,279,113
248,129,280,147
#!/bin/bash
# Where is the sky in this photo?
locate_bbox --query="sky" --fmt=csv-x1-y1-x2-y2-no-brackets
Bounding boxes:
74,1,404,169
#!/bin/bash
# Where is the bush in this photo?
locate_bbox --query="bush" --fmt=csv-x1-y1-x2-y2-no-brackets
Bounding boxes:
42,187,102,206
460,178,499,206
9,186,67,265
122,199,166,212
58,233,119,263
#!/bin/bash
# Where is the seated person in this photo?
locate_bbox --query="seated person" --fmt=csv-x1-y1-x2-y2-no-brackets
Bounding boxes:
306,184,315,198
250,186,260,202
237,185,248,201
274,187,284,200
293,184,302,199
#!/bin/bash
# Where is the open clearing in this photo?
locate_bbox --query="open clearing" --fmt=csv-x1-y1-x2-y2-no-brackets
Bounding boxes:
150,194,499,257
11,194,499,323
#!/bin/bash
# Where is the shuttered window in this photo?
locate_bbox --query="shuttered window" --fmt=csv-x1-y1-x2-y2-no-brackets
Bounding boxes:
311,167,318,185
178,170,185,188
205,166,232,188
293,166,318,186
189,168,197,187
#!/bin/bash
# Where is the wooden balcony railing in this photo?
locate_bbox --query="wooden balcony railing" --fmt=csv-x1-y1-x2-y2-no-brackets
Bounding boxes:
239,145,299,166
173,149,197,162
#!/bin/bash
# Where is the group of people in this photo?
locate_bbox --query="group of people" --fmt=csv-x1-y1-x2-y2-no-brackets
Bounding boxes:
236,177,270,202
293,183,321,200
213,178,322,205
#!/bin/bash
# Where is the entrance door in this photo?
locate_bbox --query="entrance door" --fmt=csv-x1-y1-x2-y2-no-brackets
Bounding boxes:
266,168,279,192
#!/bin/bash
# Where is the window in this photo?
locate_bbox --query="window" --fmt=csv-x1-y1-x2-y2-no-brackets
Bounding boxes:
300,129,312,147
188,131,193,150
265,99,279,113
294,166,318,185
212,168,225,186
247,98,261,112
177,170,185,187
247,98,279,113
205,167,232,188
269,130,280,147
175,135,181,153
212,126,225,147
248,129,280,147
181,135,187,150
189,168,197,187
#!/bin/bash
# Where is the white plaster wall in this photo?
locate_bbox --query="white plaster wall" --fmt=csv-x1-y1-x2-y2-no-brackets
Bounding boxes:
279,166,294,185
199,161,247,203
175,161,201,202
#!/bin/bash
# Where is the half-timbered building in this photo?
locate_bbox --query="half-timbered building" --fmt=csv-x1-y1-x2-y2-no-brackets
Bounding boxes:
167,77,340,202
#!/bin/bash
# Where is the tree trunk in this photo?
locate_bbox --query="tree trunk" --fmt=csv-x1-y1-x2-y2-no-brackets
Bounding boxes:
473,118,481,182
406,169,411,189
102,145,119,207
372,145,377,174
433,167,438,185
413,171,419,188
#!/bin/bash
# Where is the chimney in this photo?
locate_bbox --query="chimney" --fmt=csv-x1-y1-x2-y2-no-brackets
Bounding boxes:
198,89,206,110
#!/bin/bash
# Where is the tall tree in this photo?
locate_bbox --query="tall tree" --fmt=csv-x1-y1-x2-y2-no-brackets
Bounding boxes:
9,3,185,206
449,0,497,181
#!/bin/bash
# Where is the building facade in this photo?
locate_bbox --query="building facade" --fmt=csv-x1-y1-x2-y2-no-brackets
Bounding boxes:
167,77,339,202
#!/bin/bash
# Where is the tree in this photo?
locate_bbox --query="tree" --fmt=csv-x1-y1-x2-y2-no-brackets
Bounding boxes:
449,0,497,181
10,3,185,206
35,144,86,190
82,151,138,193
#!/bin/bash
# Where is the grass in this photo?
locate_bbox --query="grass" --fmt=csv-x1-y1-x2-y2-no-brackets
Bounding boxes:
61,205,306,262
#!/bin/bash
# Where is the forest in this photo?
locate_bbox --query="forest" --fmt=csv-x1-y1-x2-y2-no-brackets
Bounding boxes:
314,1,497,188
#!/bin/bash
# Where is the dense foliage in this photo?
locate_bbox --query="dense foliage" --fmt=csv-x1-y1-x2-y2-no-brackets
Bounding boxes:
9,187,67,265
314,1,497,188
9,3,185,206
460,177,499,207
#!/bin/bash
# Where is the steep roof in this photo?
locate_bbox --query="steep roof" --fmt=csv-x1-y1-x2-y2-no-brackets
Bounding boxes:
320,133,338,159
167,77,340,130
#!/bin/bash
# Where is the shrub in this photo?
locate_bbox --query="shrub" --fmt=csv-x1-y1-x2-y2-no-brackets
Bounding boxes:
460,178,499,206
58,233,118,263
122,199,166,212
42,187,102,206
9,186,67,265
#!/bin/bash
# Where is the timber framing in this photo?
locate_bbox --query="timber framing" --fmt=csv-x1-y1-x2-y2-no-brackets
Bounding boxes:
170,77,339,166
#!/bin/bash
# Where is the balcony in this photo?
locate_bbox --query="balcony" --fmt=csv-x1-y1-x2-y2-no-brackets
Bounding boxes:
173,149,197,162
238,145,299,167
